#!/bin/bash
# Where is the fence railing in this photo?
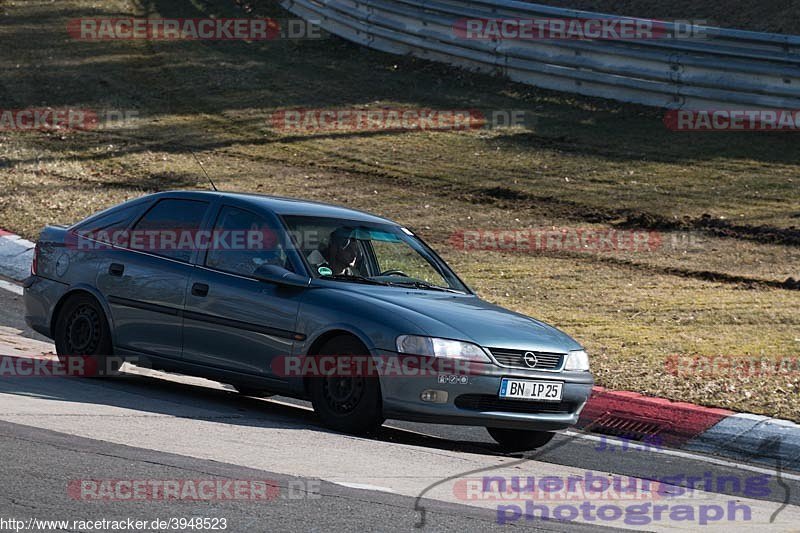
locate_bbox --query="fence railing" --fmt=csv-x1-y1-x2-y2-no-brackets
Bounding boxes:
281,0,800,109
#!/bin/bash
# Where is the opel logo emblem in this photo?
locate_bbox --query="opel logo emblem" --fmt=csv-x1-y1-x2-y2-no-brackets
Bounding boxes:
523,352,538,368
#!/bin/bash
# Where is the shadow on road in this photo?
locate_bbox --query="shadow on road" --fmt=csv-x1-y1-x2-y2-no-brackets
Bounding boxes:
0,356,509,457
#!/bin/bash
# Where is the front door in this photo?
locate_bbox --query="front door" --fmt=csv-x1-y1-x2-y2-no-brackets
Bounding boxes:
181,204,305,376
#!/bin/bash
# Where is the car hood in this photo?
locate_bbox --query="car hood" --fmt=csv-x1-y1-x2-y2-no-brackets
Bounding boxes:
339,285,582,353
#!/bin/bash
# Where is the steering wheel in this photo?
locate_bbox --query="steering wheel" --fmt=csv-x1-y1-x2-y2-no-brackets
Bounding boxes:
379,269,409,277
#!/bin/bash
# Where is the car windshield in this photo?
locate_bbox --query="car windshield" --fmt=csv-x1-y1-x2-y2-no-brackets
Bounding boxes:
281,215,469,293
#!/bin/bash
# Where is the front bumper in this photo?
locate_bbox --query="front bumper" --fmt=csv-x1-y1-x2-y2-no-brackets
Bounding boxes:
377,349,594,431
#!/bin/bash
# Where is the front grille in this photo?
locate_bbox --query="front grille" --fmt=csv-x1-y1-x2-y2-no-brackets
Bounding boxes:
488,348,564,371
455,394,576,414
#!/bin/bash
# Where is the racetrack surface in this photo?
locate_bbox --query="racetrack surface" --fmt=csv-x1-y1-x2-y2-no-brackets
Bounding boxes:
0,289,798,531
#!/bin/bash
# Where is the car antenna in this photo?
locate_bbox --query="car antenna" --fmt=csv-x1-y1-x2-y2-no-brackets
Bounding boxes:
191,150,218,191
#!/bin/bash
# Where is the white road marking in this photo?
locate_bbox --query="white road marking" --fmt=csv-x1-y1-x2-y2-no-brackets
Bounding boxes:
0,280,22,296
563,430,800,482
381,424,800,482
331,481,396,493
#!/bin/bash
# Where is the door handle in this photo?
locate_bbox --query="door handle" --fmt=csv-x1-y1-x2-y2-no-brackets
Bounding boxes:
108,263,124,276
191,283,209,297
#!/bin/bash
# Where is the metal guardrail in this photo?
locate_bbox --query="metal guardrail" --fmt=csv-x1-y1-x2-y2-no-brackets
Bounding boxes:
281,0,800,109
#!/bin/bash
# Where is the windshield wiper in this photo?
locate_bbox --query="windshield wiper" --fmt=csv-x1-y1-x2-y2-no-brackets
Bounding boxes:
324,274,461,293
391,280,463,293
324,274,391,286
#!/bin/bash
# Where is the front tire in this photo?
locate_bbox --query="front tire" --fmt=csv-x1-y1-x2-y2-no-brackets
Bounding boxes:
309,336,384,435
54,293,118,378
487,427,556,451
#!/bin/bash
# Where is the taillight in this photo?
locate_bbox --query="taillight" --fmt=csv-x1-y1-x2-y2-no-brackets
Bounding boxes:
31,242,40,276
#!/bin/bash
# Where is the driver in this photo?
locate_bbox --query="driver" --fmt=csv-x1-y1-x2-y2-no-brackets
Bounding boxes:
326,227,363,276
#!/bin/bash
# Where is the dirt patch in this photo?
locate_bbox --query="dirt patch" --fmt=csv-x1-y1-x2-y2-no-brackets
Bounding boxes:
474,186,800,247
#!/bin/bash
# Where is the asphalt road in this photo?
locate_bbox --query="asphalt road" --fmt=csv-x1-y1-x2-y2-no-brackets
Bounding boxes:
0,284,797,532
2,420,603,533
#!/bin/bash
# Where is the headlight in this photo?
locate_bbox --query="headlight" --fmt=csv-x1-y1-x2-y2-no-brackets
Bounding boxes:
396,335,491,363
565,349,590,371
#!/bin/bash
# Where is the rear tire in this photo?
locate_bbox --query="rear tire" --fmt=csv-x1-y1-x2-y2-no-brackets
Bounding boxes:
54,293,118,378
309,335,384,435
487,428,556,451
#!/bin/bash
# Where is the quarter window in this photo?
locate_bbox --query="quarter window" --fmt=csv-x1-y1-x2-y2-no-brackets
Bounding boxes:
73,203,148,245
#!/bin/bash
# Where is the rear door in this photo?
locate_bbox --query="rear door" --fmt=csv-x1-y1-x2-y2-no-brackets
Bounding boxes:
181,204,306,375
96,197,212,359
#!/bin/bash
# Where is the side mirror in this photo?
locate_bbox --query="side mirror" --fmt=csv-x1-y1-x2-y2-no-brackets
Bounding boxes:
253,264,310,288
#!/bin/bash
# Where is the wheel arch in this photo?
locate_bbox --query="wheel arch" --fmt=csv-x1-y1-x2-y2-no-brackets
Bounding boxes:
50,285,115,344
305,328,373,357
301,328,376,397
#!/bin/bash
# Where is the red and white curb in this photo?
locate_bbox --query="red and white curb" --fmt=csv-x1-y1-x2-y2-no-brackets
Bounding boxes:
0,228,35,283
579,387,800,471
0,228,798,469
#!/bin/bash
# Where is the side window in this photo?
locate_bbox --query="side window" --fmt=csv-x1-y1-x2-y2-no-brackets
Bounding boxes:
205,206,292,277
130,199,209,262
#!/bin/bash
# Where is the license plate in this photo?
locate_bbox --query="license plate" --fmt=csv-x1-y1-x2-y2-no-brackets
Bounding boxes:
499,379,563,402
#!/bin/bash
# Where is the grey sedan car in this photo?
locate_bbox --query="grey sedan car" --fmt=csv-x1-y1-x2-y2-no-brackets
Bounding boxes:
24,191,593,449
